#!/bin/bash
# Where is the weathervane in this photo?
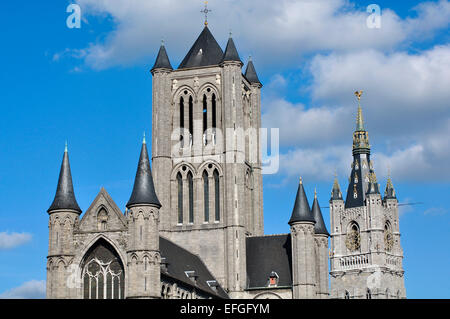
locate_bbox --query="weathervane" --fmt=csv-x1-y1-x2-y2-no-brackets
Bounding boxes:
355,90,363,102
201,1,212,26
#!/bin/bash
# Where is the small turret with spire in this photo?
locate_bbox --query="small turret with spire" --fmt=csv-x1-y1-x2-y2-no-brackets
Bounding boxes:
126,135,161,299
245,56,262,87
151,40,173,74
384,168,397,200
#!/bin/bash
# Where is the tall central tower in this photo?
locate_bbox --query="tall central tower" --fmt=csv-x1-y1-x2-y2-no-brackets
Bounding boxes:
150,25,263,295
329,92,406,299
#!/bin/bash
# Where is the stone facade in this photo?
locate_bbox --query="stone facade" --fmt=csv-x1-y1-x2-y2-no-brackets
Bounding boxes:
46,26,406,300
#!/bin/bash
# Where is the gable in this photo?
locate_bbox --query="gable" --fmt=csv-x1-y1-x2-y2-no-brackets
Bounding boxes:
78,188,127,232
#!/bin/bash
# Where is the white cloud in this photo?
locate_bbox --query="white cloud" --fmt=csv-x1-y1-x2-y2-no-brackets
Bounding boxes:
0,232,32,250
0,280,46,299
70,0,450,69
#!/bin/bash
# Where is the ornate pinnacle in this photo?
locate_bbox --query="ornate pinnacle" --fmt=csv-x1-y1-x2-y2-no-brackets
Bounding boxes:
355,90,365,132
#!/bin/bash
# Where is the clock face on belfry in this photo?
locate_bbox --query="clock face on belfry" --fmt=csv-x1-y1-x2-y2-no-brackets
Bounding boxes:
346,227,361,251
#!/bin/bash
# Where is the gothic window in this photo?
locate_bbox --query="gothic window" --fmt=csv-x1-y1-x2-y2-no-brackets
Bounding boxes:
189,96,193,137
188,172,194,224
177,173,183,224
384,221,394,252
212,94,217,129
203,94,208,134
203,171,209,222
179,97,184,129
366,289,372,299
214,169,220,222
82,239,124,299
345,222,361,252
97,208,108,231
344,291,350,299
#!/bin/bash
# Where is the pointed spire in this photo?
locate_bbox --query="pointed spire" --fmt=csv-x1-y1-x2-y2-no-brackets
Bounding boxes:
384,169,397,199
331,173,343,200
289,178,315,225
312,191,330,236
48,144,81,214
151,41,173,72
221,33,242,65
127,139,161,209
245,56,262,86
355,90,365,132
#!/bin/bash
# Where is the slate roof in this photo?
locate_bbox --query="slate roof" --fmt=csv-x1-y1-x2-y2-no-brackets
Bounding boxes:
126,140,161,208
159,237,229,298
288,180,315,224
312,195,330,236
151,43,173,71
244,59,262,85
246,235,292,289
178,26,224,69
221,36,242,65
48,147,82,213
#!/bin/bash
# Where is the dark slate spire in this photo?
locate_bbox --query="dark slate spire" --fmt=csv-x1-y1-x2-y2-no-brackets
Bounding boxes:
127,135,161,209
221,34,242,65
345,91,375,208
312,190,330,236
178,26,224,69
289,178,315,225
331,175,343,201
384,174,397,199
151,41,173,72
48,143,81,214
244,57,262,85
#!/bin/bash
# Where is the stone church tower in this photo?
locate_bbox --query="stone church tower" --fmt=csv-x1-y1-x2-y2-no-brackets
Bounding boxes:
329,93,406,299
150,26,263,296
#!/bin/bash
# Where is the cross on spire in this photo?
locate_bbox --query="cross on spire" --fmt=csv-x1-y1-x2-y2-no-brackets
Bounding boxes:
201,1,212,26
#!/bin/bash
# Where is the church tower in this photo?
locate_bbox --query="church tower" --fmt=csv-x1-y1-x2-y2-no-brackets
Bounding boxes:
46,144,82,299
329,91,406,299
125,137,162,299
150,23,263,295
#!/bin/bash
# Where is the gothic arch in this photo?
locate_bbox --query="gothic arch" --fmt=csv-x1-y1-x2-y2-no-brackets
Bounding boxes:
198,83,219,99
80,238,125,299
171,162,197,180
172,85,196,103
197,160,223,178
253,292,282,299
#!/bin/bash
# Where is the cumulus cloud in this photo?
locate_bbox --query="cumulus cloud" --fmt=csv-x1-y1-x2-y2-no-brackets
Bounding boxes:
0,232,32,250
70,0,450,69
308,45,450,137
0,281,46,299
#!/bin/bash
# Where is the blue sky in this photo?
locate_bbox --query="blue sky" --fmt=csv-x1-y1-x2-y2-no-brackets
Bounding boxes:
0,1,449,298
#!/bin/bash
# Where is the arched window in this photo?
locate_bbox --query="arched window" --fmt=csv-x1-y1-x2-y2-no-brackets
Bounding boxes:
203,171,209,222
177,173,183,224
214,169,220,221
212,94,217,129
386,288,390,299
179,97,184,129
384,221,394,252
82,239,124,299
203,94,208,134
344,290,350,299
346,222,361,252
188,172,194,224
189,96,193,137
366,289,372,299
97,208,108,231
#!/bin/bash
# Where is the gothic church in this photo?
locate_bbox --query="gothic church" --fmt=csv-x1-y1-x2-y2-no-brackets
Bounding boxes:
46,25,406,299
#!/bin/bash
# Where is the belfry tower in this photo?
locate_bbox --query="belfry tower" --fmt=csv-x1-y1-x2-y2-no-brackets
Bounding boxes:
329,91,406,299
150,22,263,295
